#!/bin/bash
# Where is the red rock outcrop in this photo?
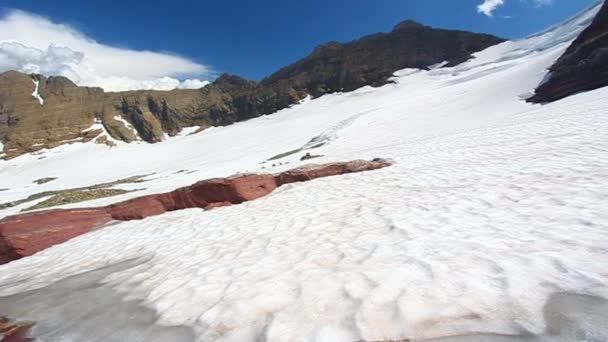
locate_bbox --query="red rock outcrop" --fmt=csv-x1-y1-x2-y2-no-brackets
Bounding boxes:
0,317,35,342
0,208,112,264
0,159,391,264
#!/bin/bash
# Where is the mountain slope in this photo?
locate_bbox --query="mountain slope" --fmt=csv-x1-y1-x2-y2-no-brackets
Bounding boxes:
529,0,608,103
261,20,503,96
0,21,503,159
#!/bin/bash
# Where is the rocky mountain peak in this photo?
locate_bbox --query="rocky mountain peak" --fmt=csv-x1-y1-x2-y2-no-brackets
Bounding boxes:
213,73,256,91
392,19,428,32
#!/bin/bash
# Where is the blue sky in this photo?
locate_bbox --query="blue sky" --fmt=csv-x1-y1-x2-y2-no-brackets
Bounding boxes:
0,0,597,87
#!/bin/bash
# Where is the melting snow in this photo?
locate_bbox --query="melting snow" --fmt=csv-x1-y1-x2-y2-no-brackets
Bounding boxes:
0,2,607,341
113,115,139,138
81,119,121,145
31,79,44,105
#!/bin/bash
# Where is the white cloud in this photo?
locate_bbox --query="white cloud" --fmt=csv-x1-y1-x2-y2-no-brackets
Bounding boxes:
478,0,505,17
0,10,212,91
477,0,553,17
177,78,210,89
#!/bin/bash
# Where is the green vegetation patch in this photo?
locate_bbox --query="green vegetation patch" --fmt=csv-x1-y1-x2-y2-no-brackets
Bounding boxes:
24,189,133,211
0,174,151,211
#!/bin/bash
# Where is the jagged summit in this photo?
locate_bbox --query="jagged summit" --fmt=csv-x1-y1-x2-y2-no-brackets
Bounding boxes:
392,19,428,32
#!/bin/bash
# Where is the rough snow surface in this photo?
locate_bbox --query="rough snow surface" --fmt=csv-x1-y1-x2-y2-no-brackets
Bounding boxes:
31,79,44,105
0,2,607,341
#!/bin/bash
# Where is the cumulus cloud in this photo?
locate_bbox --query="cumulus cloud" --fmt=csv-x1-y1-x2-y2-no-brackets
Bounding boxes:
477,0,553,17
478,0,505,17
177,78,210,89
0,10,212,91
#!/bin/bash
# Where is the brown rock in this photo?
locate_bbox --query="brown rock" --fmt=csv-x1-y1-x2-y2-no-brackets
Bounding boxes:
0,159,392,264
33,177,57,185
0,317,35,342
275,159,391,185
300,152,323,161
0,208,112,264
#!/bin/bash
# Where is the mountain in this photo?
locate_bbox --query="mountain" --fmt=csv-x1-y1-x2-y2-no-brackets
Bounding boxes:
0,20,503,159
529,0,608,103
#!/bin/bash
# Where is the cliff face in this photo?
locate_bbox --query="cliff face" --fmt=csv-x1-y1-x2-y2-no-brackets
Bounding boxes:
262,20,504,96
0,20,505,159
529,1,608,103
0,72,105,158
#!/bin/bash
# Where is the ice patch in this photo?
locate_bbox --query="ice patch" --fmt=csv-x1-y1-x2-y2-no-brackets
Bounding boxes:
301,108,380,150
425,294,608,341
31,79,44,105
0,256,195,341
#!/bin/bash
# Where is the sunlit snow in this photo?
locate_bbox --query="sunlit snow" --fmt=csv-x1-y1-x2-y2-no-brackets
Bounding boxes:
31,78,44,105
0,2,607,341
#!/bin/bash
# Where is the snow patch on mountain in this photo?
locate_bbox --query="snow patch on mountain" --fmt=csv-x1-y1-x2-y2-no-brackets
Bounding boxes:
31,79,44,105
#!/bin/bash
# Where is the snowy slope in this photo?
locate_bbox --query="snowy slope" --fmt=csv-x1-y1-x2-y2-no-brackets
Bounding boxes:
1,1,607,341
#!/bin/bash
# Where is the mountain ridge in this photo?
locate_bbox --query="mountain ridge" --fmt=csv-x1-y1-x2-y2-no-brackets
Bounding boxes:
0,19,504,159
528,0,608,103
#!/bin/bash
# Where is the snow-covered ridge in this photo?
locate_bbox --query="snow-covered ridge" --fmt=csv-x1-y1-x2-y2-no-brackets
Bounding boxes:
0,3,607,341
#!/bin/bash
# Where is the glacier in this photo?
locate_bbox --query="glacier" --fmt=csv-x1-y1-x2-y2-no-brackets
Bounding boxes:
0,1,607,341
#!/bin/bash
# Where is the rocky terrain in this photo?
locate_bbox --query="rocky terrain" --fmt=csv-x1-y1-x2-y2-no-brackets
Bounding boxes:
0,20,503,159
0,316,34,341
0,158,391,264
529,0,608,103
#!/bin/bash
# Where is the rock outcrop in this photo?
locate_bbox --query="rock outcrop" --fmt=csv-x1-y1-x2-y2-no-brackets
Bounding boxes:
0,208,112,264
0,159,391,264
0,20,504,158
0,316,35,342
528,0,608,103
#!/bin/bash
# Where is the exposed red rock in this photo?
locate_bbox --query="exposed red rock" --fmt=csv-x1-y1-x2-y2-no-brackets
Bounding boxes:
0,317,36,342
0,208,112,264
276,158,391,185
0,159,391,264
